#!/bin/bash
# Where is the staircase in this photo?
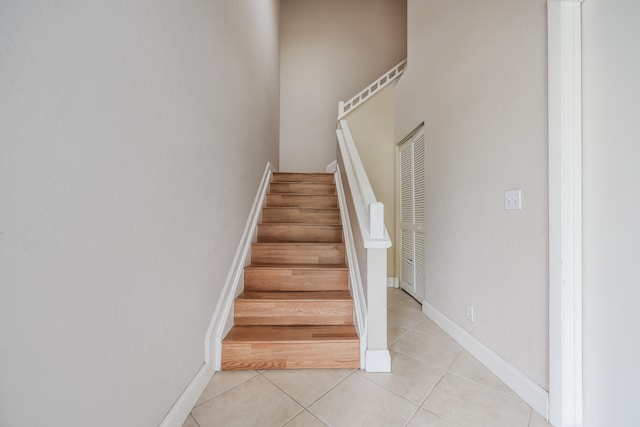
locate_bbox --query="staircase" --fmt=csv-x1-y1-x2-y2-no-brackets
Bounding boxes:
221,172,360,370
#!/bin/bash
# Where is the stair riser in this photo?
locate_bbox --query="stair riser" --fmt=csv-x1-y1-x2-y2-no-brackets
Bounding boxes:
257,224,343,243
234,300,354,326
221,342,360,370
244,268,348,292
262,208,340,224
251,244,345,265
272,173,334,184
266,194,338,208
269,182,335,194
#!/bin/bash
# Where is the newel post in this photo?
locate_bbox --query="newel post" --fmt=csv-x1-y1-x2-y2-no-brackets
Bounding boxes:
365,202,391,372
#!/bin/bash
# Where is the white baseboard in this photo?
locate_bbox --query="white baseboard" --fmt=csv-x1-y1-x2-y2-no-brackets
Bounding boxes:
205,162,276,370
326,160,337,173
158,363,214,427
365,349,391,372
387,277,399,288
422,301,549,419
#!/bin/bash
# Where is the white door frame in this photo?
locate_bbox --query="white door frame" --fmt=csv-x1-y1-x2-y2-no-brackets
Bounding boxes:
548,1,584,425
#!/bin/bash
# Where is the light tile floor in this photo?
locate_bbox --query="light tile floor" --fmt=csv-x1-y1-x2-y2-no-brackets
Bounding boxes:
183,289,552,427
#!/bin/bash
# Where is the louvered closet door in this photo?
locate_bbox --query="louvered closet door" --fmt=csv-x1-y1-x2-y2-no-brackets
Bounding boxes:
399,128,426,303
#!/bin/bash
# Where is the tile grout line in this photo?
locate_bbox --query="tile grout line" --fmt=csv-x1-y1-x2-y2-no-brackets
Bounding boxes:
402,404,423,427
355,370,421,416
304,369,358,409
413,346,464,426
256,370,307,415
281,410,328,427
192,370,260,408
301,369,358,425
387,326,412,345
445,370,523,401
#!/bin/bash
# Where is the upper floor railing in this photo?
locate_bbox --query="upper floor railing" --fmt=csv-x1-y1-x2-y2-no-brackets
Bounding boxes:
338,59,407,120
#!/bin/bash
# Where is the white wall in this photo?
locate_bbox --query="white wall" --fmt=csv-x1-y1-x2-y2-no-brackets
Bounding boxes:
395,0,548,388
582,1,640,425
0,1,280,426
344,85,396,278
279,0,406,172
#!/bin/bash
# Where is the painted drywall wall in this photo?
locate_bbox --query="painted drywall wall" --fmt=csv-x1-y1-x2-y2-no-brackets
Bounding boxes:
395,0,548,388
0,1,279,426
582,1,640,425
344,85,396,278
280,0,406,172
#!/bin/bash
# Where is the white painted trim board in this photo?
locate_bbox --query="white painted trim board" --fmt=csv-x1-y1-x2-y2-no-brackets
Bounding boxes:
334,165,368,369
548,1,584,425
158,363,213,427
387,277,399,288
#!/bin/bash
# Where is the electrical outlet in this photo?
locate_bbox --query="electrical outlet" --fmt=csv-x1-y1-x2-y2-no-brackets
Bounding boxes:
505,189,522,210
466,304,474,322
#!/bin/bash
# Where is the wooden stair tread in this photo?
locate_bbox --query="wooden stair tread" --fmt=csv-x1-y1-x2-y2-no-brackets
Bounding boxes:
267,192,338,196
269,182,336,194
262,208,341,224
257,223,343,243
244,263,347,270
223,325,358,343
259,222,342,227
238,291,352,300
253,242,344,247
266,194,338,208
251,242,345,265
243,264,348,292
262,207,340,211
272,172,334,183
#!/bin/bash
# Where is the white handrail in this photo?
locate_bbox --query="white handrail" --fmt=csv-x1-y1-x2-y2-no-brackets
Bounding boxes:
336,120,391,249
338,59,407,120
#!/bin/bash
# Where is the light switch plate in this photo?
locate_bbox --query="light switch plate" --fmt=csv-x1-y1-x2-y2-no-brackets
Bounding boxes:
505,189,522,210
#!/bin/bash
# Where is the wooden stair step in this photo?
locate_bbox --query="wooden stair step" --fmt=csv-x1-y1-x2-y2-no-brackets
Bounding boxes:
244,263,348,291
257,224,343,243
221,325,360,370
269,182,336,194
266,194,338,208
251,243,345,265
262,207,341,224
234,291,353,326
272,172,334,184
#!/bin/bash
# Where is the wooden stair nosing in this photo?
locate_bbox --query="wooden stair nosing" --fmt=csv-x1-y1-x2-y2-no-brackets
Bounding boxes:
244,263,348,271
237,290,352,300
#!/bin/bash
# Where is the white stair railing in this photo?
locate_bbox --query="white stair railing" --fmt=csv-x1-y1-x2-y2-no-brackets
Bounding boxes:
333,119,392,372
338,59,407,120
